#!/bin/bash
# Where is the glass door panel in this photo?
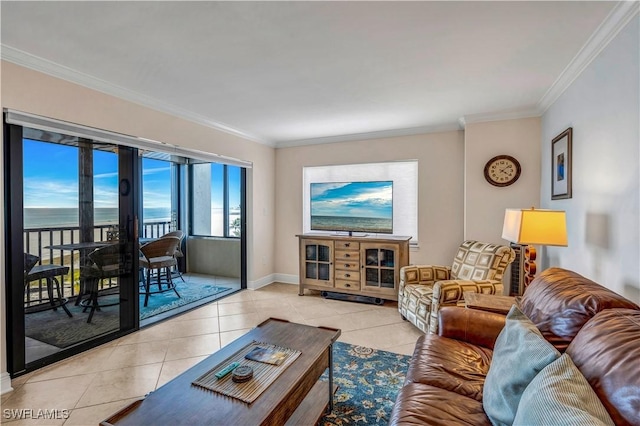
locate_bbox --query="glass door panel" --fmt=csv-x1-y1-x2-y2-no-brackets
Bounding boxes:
362,246,397,290
14,128,137,368
302,241,333,286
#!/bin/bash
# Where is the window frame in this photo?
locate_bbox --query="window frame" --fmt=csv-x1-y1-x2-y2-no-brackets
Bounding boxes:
189,162,241,239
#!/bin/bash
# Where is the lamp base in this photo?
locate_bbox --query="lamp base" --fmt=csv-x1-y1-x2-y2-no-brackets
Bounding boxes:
524,245,537,287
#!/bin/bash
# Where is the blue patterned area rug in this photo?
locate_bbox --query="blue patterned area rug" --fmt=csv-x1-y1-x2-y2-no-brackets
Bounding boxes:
140,281,231,320
318,342,411,425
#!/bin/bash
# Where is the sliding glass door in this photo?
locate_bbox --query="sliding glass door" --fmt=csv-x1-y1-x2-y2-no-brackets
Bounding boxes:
5,122,139,374
4,111,248,375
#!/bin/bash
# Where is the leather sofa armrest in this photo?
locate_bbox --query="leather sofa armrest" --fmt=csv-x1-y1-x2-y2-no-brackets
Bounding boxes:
428,279,504,334
438,307,506,349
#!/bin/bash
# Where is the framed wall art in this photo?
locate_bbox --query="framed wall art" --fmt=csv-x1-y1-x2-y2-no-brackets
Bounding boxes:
551,127,572,200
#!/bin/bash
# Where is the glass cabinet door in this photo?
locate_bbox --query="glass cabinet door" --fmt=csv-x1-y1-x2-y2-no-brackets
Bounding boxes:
303,240,333,285
362,245,397,292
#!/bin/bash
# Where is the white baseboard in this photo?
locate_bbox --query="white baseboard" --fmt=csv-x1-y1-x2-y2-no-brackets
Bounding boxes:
247,274,275,290
248,273,299,290
273,274,298,285
0,372,13,395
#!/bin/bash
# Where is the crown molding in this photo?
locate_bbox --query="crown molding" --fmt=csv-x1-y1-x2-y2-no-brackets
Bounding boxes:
275,122,462,148
459,106,542,128
1,45,274,147
538,1,640,113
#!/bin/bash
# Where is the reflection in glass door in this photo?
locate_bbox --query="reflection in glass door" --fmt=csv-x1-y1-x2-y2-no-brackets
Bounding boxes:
6,123,138,373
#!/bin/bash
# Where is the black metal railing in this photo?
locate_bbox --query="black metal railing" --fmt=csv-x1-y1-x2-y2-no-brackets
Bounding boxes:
23,220,173,303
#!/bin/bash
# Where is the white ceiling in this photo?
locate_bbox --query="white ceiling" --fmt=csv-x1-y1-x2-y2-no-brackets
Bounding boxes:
0,1,621,147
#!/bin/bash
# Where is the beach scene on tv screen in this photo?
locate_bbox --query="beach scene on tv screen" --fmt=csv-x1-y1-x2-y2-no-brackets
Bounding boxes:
310,181,393,233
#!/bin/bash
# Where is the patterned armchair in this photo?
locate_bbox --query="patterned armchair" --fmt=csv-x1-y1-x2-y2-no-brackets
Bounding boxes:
398,240,515,333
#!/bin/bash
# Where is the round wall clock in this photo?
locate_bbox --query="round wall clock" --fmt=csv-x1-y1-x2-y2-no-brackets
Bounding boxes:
484,155,521,187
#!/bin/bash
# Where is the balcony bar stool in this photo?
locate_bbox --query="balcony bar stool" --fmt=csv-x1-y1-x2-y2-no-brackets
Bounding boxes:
161,230,186,282
139,236,181,307
80,244,123,323
24,253,72,317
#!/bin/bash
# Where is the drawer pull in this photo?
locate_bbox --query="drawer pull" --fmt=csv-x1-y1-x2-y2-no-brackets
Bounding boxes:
345,243,350,247
345,274,350,278
345,253,350,258
345,283,351,287
345,263,351,268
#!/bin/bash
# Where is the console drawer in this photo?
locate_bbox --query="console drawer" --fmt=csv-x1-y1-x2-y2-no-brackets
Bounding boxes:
335,280,361,290
335,270,360,281
335,250,359,261
335,241,360,250
335,260,359,271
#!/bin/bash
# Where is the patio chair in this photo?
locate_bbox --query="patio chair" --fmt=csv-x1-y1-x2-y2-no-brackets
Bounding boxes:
140,236,181,307
80,243,124,323
24,253,72,317
161,230,185,282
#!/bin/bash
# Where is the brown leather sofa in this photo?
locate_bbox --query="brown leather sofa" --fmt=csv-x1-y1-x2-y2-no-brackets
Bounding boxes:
389,268,640,426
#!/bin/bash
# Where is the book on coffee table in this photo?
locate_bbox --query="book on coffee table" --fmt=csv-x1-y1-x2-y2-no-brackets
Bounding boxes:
245,345,289,365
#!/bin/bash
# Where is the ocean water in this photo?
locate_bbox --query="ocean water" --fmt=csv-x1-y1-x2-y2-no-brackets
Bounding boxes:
24,208,171,229
311,215,392,234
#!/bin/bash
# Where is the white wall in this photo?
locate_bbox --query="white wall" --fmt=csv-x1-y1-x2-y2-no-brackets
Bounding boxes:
187,238,241,277
540,17,639,302
464,117,542,244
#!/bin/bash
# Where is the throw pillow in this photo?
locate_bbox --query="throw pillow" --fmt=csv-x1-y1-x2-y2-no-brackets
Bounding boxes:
483,305,560,426
514,353,615,426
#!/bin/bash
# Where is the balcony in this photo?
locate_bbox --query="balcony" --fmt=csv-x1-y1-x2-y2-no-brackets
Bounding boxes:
24,220,173,305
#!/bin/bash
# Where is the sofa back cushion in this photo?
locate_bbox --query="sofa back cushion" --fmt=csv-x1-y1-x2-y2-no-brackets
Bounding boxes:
566,309,640,426
483,305,560,426
450,240,515,281
513,353,614,426
519,268,639,352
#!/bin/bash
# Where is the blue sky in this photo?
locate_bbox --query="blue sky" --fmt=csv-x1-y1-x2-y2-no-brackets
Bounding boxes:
23,139,240,210
310,181,392,218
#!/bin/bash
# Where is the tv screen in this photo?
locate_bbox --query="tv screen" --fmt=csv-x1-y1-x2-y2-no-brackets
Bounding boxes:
310,181,393,234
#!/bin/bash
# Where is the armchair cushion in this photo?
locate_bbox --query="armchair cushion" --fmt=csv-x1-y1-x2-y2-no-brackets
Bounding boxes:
451,240,514,281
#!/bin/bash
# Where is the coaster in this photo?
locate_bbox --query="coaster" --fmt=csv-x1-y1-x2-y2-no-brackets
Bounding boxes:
232,366,254,383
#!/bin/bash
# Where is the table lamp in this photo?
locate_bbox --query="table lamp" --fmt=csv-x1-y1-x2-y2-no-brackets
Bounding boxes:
502,208,568,292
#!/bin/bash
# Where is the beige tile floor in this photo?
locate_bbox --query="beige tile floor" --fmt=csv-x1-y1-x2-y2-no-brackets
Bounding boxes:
1,283,423,425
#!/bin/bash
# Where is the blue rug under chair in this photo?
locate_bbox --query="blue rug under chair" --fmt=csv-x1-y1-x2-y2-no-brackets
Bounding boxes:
139,281,231,320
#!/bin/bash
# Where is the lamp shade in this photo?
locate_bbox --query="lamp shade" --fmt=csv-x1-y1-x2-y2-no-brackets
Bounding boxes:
502,208,568,246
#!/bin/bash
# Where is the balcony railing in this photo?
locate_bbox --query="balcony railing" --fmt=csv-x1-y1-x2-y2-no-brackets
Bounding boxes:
24,220,172,304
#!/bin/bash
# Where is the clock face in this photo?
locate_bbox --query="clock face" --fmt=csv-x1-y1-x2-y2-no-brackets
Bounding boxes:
484,155,521,187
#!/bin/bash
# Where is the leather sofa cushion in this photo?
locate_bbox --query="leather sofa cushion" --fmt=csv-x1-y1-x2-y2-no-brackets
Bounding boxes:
519,268,639,352
405,334,491,401
389,383,491,426
566,309,640,426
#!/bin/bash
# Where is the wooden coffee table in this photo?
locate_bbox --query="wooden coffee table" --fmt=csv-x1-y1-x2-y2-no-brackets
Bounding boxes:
101,318,340,426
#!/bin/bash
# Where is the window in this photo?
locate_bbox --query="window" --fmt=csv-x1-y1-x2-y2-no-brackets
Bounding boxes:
141,157,174,237
191,163,242,238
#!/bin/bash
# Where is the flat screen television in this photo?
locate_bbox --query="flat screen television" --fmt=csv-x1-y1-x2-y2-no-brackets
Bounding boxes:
310,180,393,234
